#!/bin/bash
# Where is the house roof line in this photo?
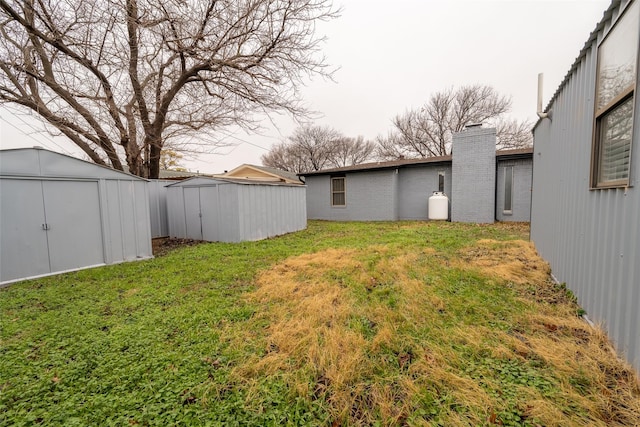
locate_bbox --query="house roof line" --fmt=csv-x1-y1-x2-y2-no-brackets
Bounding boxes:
299,148,533,176
220,163,302,183
165,176,304,187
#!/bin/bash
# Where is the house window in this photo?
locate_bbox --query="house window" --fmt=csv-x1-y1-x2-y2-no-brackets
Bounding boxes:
592,0,638,188
438,171,445,193
504,166,513,214
331,177,345,206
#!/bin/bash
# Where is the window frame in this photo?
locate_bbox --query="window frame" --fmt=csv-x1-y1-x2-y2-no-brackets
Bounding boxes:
503,166,513,214
438,171,445,193
590,0,639,189
330,176,346,207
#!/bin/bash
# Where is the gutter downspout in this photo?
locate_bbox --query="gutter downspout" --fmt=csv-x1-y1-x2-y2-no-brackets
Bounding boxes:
537,73,550,120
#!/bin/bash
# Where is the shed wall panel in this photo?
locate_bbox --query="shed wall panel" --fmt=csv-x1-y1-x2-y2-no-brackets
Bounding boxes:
105,181,125,263
166,187,187,239
148,180,172,238
531,2,640,372
118,181,140,260
218,184,239,242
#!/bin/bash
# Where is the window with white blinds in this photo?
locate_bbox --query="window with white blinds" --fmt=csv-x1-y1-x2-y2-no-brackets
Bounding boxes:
331,177,345,206
592,0,638,188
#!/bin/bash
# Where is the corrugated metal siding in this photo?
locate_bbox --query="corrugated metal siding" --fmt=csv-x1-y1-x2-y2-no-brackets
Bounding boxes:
166,180,306,243
531,0,640,372
305,170,399,221
496,158,532,222
148,180,172,238
236,184,307,242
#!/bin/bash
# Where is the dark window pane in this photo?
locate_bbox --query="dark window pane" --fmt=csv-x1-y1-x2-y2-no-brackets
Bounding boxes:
332,192,345,206
438,172,445,192
332,178,344,192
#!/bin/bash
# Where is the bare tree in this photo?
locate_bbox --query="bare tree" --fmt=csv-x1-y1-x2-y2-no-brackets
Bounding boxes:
327,135,376,168
260,140,310,174
376,84,532,160
494,117,533,150
261,126,376,173
0,0,337,178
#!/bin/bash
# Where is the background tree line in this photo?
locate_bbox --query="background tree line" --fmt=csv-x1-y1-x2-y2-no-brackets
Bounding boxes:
262,84,533,173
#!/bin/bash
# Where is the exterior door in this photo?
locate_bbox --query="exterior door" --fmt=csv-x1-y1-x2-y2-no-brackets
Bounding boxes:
0,179,51,282
183,187,203,240
42,180,104,273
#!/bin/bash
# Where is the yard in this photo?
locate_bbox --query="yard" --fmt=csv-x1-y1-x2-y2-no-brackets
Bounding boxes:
1,221,638,426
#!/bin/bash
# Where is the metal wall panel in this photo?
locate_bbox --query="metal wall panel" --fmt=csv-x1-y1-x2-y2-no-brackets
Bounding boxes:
148,180,172,238
531,0,640,372
165,178,306,243
236,184,307,242
166,186,187,239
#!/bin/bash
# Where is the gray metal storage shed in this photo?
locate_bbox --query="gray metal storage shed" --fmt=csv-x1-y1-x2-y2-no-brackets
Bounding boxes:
0,148,152,285
166,177,306,243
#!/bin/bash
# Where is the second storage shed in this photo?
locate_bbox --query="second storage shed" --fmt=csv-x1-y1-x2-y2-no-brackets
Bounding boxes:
166,177,306,243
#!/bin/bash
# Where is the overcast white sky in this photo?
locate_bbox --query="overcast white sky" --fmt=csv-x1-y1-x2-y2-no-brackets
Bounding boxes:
0,0,611,174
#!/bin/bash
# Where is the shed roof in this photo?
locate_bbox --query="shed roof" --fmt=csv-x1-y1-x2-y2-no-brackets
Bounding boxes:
165,176,304,187
0,147,146,181
300,148,532,176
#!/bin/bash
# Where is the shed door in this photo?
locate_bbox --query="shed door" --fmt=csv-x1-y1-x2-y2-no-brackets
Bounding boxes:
183,187,203,240
42,181,105,272
0,179,51,282
200,186,219,242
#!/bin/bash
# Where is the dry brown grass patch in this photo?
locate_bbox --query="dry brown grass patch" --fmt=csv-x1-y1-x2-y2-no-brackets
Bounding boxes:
227,241,640,426
457,239,550,285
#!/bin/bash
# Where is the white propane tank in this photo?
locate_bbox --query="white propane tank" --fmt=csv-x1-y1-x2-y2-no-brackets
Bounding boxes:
428,191,449,220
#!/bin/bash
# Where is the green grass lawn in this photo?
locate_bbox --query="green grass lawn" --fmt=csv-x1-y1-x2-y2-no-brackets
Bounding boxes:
1,221,638,426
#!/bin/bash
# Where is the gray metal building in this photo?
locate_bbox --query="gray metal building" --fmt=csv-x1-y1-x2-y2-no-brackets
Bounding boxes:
531,0,639,371
302,128,532,223
0,148,152,285
166,177,306,242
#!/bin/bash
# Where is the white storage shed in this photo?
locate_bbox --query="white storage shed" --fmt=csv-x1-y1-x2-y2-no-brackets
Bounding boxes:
0,148,153,285
166,177,306,243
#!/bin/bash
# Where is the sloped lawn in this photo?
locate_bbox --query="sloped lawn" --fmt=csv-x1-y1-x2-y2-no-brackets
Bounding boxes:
1,221,638,426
